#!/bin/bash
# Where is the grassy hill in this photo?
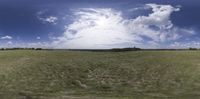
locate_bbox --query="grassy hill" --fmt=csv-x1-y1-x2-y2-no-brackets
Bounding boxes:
0,50,200,99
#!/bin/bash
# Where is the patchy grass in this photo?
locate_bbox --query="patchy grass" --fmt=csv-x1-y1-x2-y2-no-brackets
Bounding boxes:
0,50,200,98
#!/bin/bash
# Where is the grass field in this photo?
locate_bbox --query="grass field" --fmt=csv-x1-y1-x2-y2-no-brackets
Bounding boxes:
0,50,200,99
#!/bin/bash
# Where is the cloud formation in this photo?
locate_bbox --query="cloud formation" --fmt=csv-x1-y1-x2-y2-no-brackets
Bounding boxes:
37,11,58,25
170,41,200,48
44,16,58,24
50,3,195,49
36,36,41,40
1,35,13,40
52,8,136,49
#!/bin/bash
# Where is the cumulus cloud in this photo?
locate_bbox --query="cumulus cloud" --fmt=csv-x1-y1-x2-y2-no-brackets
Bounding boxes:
170,41,200,48
0,41,50,49
52,8,140,49
44,16,58,24
25,42,50,48
36,36,41,40
128,4,151,12
38,14,58,24
51,3,195,49
1,35,13,40
7,41,13,45
0,4,194,49
124,4,190,42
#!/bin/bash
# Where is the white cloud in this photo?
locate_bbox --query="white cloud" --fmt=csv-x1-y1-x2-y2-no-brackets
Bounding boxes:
1,35,13,40
170,41,200,49
36,36,41,40
128,5,151,12
50,3,195,49
0,4,194,49
0,4,192,49
25,42,50,48
45,16,58,24
52,8,142,49
7,41,13,45
38,15,58,24
0,41,50,49
125,4,181,42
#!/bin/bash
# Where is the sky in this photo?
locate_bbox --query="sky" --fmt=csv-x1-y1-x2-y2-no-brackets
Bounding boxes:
0,0,200,49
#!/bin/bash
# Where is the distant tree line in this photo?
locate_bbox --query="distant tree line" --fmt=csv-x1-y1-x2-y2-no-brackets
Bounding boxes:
111,47,141,52
0,48,42,50
0,47,198,51
189,47,198,50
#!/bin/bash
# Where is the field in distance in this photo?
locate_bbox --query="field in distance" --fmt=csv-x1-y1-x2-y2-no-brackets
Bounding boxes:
0,50,200,99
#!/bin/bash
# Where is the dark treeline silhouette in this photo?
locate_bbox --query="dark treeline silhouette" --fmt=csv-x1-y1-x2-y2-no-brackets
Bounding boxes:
111,47,141,52
0,47,199,51
0,48,42,50
189,47,198,50
143,48,200,51
67,47,141,52
68,47,200,52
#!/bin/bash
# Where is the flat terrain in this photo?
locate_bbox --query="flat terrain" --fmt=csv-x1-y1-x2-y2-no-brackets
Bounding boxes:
0,50,200,99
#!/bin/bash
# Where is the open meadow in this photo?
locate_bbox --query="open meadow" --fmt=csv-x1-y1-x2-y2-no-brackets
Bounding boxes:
0,50,200,99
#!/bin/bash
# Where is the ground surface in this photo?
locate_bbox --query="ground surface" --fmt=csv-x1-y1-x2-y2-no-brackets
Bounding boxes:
0,50,200,99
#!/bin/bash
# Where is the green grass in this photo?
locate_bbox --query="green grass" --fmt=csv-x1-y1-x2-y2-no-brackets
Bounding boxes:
0,50,200,99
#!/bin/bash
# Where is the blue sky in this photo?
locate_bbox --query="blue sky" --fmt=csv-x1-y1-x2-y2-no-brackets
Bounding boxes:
0,0,200,49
